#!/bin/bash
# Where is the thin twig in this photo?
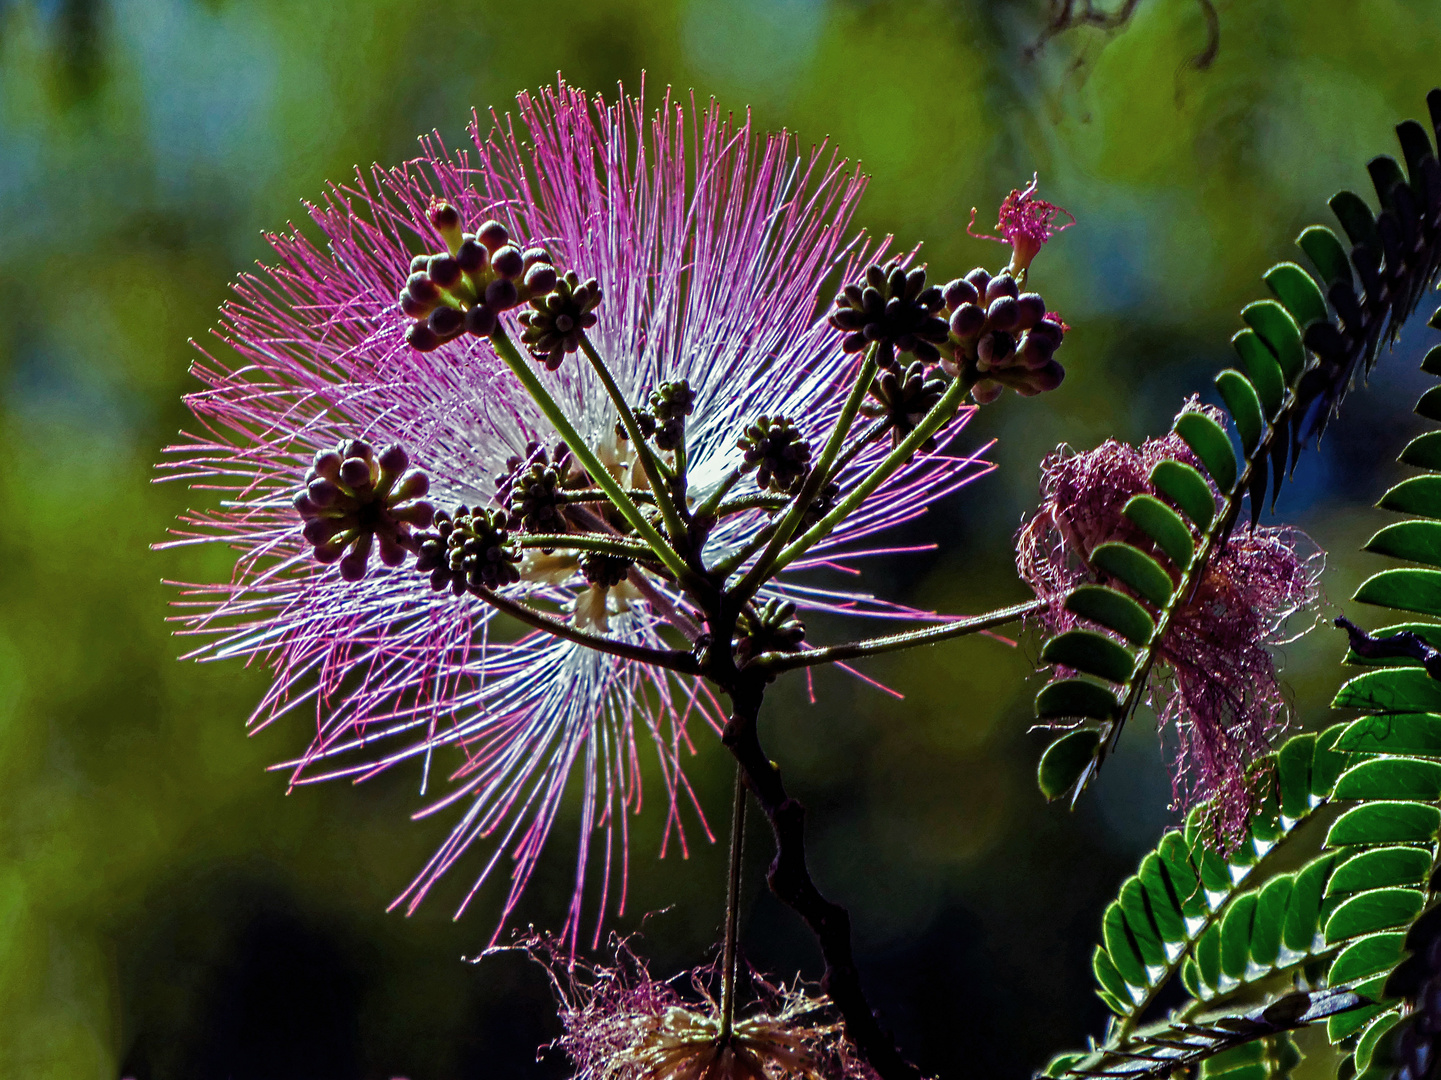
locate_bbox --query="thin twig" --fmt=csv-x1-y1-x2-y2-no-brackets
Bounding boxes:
750,599,1043,674
471,583,699,673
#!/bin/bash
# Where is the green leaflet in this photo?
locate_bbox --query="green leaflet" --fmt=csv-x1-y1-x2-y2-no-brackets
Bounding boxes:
1232,331,1286,418
1336,712,1441,754
1400,430,1441,471
1216,369,1265,453
1035,679,1119,722
1175,410,1239,491
1064,585,1155,646
1151,459,1217,529
1376,475,1441,517
1041,630,1136,684
1037,729,1102,800
1362,520,1441,566
1240,301,1304,382
1334,668,1441,713
1326,801,1441,846
1324,888,1426,943
1124,494,1195,569
1090,542,1175,607
1296,224,1353,288
1327,847,1432,894
1264,262,1330,330
1331,757,1441,801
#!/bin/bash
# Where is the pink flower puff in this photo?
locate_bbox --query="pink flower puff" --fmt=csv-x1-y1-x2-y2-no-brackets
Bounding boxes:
157,79,993,948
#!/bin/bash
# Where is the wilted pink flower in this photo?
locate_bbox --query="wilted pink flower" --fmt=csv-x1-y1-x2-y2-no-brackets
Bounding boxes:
968,173,1074,277
1015,401,1323,843
157,79,991,947
515,934,876,1080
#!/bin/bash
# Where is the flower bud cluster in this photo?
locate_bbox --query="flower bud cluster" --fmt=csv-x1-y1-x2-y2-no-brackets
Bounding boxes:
517,270,602,370
293,440,435,581
827,259,948,366
862,360,949,451
579,552,633,590
939,267,1066,404
400,201,560,353
738,415,811,494
494,442,586,534
735,598,806,666
621,380,697,452
413,506,521,594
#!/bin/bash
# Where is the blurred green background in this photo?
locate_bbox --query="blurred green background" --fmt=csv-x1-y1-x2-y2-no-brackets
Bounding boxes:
3,0,1441,1076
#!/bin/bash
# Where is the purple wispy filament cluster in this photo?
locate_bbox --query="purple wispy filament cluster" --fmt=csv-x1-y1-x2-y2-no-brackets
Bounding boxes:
1015,402,1323,843
157,80,991,947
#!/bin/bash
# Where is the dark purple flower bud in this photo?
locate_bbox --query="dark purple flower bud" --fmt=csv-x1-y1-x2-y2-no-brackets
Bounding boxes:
339,534,373,580
341,456,373,489
977,330,1014,368
1031,359,1065,392
406,272,439,304
409,254,430,273
456,237,487,273
1016,334,1055,369
399,290,434,319
986,295,1020,332
950,303,986,338
830,307,866,331
312,450,342,480
313,537,347,564
943,277,979,310
972,378,1003,404
303,517,342,545
344,440,373,460
465,304,498,336
428,254,462,288
985,273,1019,304
428,305,464,338
521,247,552,271
308,476,340,507
392,470,429,501
1015,292,1047,329
524,262,557,295
918,285,943,309
293,492,318,517
964,267,991,296
427,200,462,240
841,331,867,353
485,278,519,311
392,500,435,527
377,532,408,567
491,245,524,280
1029,318,1065,349
378,444,410,475
405,322,441,352
476,219,510,253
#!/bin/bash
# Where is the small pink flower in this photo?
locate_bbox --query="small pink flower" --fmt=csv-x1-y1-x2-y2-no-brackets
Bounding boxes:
968,173,1074,277
1015,400,1323,845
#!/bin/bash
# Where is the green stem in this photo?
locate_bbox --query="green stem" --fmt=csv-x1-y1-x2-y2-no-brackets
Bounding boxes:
769,373,973,577
470,582,699,672
719,765,746,1041
735,347,880,598
516,533,654,560
748,599,1042,674
577,333,690,547
693,468,744,523
488,326,692,584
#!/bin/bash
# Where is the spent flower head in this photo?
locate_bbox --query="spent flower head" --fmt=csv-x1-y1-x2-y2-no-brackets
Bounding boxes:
1015,400,1323,843
157,78,991,947
514,934,878,1080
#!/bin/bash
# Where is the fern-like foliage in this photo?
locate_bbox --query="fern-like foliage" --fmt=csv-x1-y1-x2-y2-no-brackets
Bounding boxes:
1037,88,1441,1080
1034,88,1441,804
